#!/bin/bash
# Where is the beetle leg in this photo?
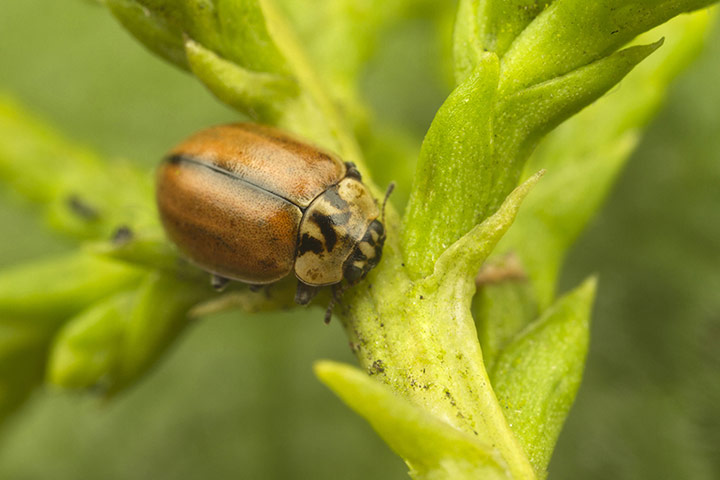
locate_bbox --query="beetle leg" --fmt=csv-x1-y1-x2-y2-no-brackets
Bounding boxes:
324,283,349,324
211,274,230,292
295,281,319,305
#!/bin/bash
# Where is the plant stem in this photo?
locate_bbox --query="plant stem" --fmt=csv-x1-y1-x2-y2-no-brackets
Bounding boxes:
260,0,367,175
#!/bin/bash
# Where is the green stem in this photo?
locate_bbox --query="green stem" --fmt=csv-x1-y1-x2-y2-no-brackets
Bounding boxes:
340,243,535,479
339,177,544,478
260,0,367,175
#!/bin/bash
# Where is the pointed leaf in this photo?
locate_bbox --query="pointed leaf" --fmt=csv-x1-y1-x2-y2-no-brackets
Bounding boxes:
495,11,716,308
47,292,135,389
473,278,538,372
315,361,510,480
500,0,716,93
495,41,662,162
490,278,596,477
351,173,544,479
0,322,47,424
0,253,142,325
106,0,290,76
432,171,544,283
453,0,484,84
102,0,189,69
49,272,215,393
115,272,214,391
458,0,551,62
402,53,499,278
185,38,297,122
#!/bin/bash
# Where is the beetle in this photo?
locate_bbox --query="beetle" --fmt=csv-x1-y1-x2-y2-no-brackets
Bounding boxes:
156,123,389,318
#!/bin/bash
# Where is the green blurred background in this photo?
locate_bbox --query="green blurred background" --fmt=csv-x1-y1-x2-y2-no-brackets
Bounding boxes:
0,2,718,479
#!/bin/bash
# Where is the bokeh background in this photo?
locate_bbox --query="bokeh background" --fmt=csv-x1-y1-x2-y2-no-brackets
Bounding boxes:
1,2,718,479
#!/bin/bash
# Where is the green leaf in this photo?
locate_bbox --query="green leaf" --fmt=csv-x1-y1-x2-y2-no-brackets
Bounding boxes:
315,361,509,480
115,272,214,391
431,170,544,283
102,0,189,69
106,0,297,124
404,3,673,280
500,0,716,94
453,0,485,84
494,41,662,165
473,276,538,372
495,10,716,308
47,292,135,389
185,38,298,122
454,0,551,80
490,277,596,477
0,252,143,325
401,52,499,278
89,230,203,280
0,322,48,424
104,0,368,173
90,232,300,316
49,273,214,393
106,0,291,76
0,96,155,240
476,0,551,58
344,173,544,479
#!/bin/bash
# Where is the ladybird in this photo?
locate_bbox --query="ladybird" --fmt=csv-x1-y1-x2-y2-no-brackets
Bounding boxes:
156,123,388,311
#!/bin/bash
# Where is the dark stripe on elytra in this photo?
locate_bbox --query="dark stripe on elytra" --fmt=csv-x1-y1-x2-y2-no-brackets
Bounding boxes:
165,154,302,209
311,211,338,252
299,233,324,255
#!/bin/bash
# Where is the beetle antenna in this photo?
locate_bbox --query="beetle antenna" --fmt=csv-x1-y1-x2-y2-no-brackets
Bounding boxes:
381,182,395,224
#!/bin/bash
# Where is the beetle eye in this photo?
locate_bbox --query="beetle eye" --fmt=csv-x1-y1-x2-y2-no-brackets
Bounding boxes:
344,263,365,284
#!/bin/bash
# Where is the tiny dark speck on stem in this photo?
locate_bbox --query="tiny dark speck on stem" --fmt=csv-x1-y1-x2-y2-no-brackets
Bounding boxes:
67,194,99,220
112,225,134,244
419,295,424,300
371,359,385,374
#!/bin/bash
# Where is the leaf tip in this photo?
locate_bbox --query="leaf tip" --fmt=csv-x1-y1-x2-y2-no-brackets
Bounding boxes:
514,169,546,201
578,275,598,303
314,359,354,388
313,359,333,380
